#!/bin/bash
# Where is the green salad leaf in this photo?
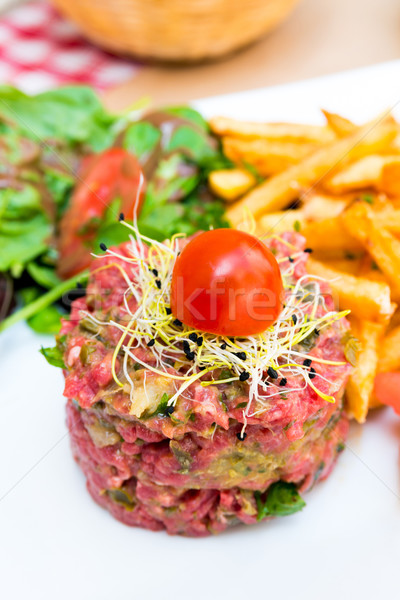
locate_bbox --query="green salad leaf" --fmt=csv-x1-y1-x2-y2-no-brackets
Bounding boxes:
123,121,161,162
0,85,116,150
254,481,306,520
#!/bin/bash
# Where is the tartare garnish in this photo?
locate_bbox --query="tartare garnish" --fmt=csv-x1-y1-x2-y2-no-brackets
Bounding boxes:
84,223,349,419
170,229,284,336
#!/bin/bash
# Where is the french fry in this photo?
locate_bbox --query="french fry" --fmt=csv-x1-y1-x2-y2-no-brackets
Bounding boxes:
208,168,256,201
257,210,305,235
209,116,335,143
302,217,362,257
346,318,385,423
227,118,398,226
324,155,400,194
322,258,363,276
381,160,400,196
306,258,394,323
377,325,400,373
341,201,400,300
322,109,356,137
302,194,348,221
222,137,318,176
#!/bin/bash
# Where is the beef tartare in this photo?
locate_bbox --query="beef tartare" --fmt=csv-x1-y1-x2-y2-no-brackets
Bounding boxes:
57,225,351,536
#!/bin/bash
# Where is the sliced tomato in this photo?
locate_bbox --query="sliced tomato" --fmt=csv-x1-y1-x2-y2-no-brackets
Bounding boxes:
374,372,400,415
170,229,284,336
57,148,145,279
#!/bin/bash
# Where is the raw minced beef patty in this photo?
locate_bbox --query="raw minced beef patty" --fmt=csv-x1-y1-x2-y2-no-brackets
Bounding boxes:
60,233,351,536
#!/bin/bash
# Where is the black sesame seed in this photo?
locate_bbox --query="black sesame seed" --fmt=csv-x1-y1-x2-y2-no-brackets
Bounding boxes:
119,212,125,221
303,358,312,367
166,307,172,315
220,343,227,350
99,242,107,252
234,351,247,360
292,314,298,325
196,336,203,347
314,328,320,336
155,279,161,289
288,256,294,263
239,371,250,382
236,432,247,441
183,340,190,353
77,282,83,289
147,339,155,347
164,406,175,416
267,366,278,379
152,268,159,277
185,351,195,361
173,318,182,327
279,377,287,387
189,333,198,342
304,248,313,253
309,367,317,380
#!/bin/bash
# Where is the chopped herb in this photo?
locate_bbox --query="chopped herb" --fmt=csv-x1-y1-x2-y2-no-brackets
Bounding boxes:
342,331,361,366
362,194,374,205
254,481,306,520
39,345,65,369
294,220,301,232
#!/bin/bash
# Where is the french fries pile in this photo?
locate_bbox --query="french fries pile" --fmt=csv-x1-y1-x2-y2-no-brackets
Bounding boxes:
209,111,400,423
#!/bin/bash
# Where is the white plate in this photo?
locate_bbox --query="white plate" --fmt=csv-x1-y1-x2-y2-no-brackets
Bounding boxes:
2,61,400,600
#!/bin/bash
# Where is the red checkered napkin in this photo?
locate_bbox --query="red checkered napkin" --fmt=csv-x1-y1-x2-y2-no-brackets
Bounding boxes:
0,1,140,93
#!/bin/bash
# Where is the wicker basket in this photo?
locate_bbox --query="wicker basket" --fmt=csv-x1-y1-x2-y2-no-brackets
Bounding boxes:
51,0,300,62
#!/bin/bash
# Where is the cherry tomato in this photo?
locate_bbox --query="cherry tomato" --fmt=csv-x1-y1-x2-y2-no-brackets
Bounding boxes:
170,229,283,336
374,372,400,415
57,148,145,279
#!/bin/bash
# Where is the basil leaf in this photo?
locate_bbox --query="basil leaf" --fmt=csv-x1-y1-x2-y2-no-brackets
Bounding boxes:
123,122,161,162
255,481,306,520
40,344,66,368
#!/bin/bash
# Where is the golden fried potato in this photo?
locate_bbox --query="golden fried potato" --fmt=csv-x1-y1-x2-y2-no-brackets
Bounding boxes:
208,168,256,201
322,109,356,137
227,117,397,227
302,217,362,257
209,116,335,143
222,137,318,176
377,325,400,373
341,201,400,301
307,258,394,323
346,318,385,422
257,210,305,235
381,160,400,196
301,194,348,221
